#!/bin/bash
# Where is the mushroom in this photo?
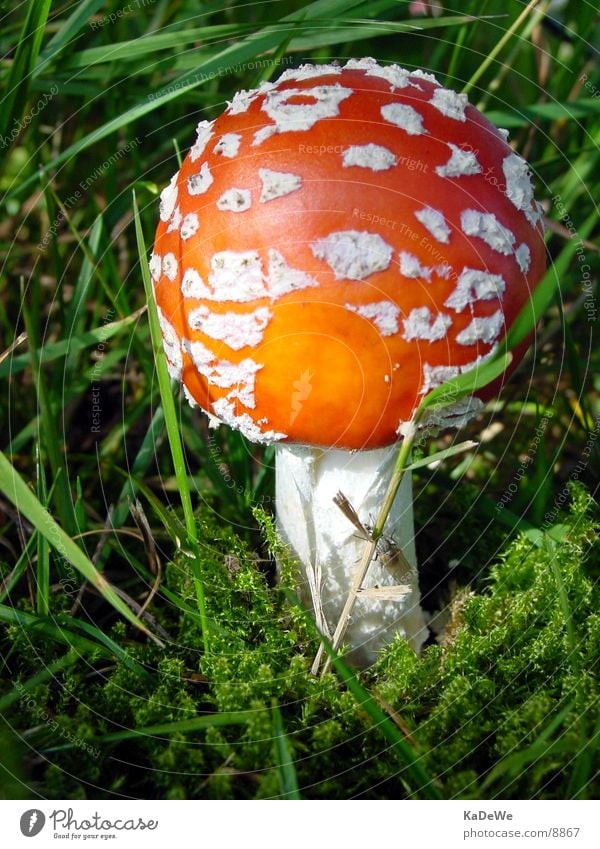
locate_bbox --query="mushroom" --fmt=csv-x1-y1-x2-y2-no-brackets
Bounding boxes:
151,58,546,667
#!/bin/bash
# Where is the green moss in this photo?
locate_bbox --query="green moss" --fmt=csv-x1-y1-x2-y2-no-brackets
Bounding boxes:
1,485,598,799
371,484,599,798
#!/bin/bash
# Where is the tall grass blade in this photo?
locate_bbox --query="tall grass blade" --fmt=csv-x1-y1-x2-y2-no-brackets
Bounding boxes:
271,701,301,799
0,0,52,146
133,191,209,653
37,0,107,70
0,451,162,646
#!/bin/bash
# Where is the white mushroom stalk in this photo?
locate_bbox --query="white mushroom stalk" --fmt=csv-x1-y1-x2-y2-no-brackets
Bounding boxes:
276,443,428,668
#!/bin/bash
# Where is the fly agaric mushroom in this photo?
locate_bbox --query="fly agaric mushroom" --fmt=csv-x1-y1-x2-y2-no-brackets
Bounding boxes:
150,58,546,667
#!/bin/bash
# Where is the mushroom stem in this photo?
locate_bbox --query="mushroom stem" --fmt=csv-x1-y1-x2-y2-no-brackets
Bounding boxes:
275,444,429,668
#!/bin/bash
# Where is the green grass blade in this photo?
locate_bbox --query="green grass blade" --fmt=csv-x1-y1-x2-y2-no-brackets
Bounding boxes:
37,0,107,70
133,195,195,544
506,209,598,350
0,650,77,713
283,589,442,799
93,407,177,571
0,308,146,380
49,25,252,70
462,0,543,96
271,701,301,799
0,451,162,646
0,0,52,145
327,646,442,799
405,440,478,473
567,713,600,800
35,444,49,617
63,213,105,345
94,712,255,745
6,0,368,200
21,277,77,535
419,353,512,413
51,614,150,676
287,14,489,50
0,605,148,678
486,99,600,128
481,699,575,791
0,604,114,659
133,191,209,652
0,533,37,604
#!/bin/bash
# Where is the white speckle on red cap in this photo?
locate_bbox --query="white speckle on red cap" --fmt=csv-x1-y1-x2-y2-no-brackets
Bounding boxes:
456,310,504,346
381,103,427,135
156,305,183,380
421,363,460,393
206,412,221,429
187,162,214,196
190,120,214,162
188,305,272,350
430,87,469,121
502,153,539,227
497,128,510,141
166,205,182,233
227,88,261,115
159,172,179,222
211,398,287,443
410,68,440,85
403,307,452,341
259,168,302,203
368,65,414,90
414,206,451,243
311,230,393,280
278,63,341,82
213,133,242,158
345,301,401,336
462,344,499,371
180,212,199,241
216,188,252,212
399,251,433,281
376,66,422,90
252,125,277,147
267,249,318,297
344,57,379,70
256,84,354,141
162,253,178,282
444,268,506,312
436,143,482,178
345,58,416,91
342,143,397,171
515,242,531,273
461,209,516,256
209,250,267,301
182,338,262,409
149,253,162,282
181,268,212,300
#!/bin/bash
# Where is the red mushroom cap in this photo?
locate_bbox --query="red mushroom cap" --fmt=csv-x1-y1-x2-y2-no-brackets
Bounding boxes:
151,58,546,450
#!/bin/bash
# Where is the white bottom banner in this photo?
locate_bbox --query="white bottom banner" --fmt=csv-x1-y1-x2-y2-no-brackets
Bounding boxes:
0,800,598,848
